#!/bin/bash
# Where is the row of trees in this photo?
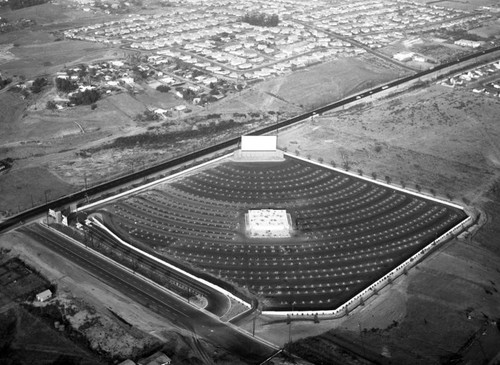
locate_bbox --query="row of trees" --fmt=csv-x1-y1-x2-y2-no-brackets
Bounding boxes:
240,12,280,27
7,0,49,10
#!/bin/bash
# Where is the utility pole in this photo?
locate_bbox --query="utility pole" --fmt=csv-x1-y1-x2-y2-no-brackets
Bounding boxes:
359,321,366,357
44,190,50,224
252,314,256,336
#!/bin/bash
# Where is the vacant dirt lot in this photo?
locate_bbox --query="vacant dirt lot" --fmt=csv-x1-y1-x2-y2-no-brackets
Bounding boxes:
0,46,402,218
278,85,500,205
2,2,500,363
247,84,500,363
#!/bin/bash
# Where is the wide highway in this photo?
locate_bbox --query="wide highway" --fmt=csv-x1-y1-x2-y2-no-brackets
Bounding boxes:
21,223,277,364
1,46,500,235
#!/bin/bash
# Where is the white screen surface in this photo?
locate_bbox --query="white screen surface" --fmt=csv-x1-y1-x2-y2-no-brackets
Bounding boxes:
241,136,277,151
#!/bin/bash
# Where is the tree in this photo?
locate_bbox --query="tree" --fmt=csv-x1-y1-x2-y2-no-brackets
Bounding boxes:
156,85,170,93
31,77,47,93
56,78,78,93
8,0,50,10
46,100,57,110
182,88,196,101
70,89,100,105
0,77,12,90
241,12,280,27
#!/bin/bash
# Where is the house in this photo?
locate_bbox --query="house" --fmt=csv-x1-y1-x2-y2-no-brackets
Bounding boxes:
36,289,52,302
454,39,482,48
393,52,414,62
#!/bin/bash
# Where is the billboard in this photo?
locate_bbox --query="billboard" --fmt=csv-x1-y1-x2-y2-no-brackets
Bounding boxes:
241,136,277,151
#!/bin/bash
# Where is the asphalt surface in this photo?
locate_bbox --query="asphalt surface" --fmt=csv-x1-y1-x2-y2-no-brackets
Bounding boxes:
22,223,277,364
1,46,499,236
86,223,231,317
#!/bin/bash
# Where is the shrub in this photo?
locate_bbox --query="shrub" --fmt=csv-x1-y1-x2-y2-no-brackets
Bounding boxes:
70,89,100,105
31,77,47,93
46,101,57,110
156,85,170,93
56,78,78,93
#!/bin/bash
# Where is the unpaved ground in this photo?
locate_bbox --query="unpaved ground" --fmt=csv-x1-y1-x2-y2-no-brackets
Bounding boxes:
278,85,500,205
238,83,500,363
0,229,236,363
0,231,179,338
0,51,402,217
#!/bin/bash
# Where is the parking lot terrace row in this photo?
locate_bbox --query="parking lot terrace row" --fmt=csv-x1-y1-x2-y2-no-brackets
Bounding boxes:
98,156,467,310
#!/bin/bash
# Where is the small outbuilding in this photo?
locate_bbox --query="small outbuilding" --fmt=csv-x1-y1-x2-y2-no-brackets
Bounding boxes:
138,351,172,365
36,289,52,302
117,360,136,365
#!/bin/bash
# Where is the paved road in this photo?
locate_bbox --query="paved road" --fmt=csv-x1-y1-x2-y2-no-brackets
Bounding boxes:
22,223,277,364
87,223,231,317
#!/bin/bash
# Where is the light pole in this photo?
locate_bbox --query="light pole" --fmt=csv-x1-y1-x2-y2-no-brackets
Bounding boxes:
252,309,261,337
288,290,295,348
44,189,51,224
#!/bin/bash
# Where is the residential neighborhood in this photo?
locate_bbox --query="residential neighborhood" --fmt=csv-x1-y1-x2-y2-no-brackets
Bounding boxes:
438,59,500,97
62,0,494,86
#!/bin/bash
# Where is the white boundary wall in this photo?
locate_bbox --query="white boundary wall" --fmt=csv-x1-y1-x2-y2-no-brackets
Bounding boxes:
76,150,472,318
260,153,472,316
44,222,279,350
284,152,466,209
77,152,234,212
90,217,252,309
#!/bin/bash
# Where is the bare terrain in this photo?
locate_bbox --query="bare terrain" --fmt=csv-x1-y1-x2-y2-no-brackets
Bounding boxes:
1,1,500,364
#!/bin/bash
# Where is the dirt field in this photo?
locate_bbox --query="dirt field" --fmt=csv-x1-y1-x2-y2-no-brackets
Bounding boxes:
1,2,500,364
0,230,241,364
278,85,500,205
0,50,403,217
239,83,500,363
